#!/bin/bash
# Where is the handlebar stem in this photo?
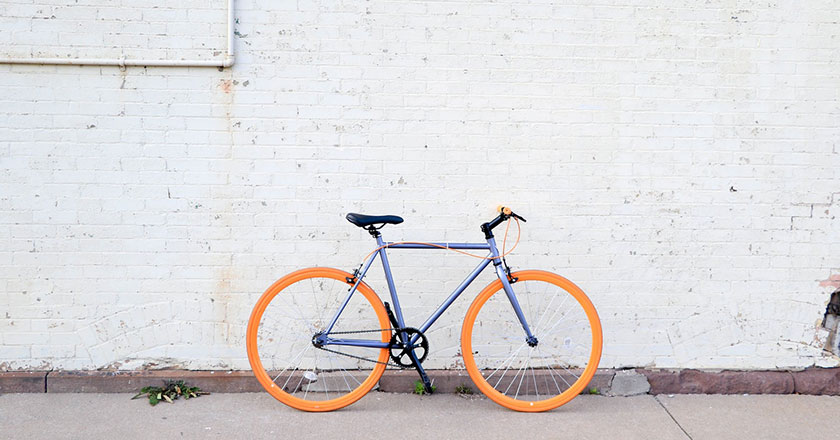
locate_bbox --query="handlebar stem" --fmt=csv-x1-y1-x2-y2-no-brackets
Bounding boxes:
480,207,527,239
481,214,507,239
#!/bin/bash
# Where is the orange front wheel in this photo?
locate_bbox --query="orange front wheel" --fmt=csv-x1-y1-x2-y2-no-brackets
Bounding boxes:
461,270,603,412
246,268,391,412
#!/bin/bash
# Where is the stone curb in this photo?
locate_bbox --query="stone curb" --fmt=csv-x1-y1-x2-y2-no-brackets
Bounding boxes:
2,368,840,394
0,371,47,393
46,370,264,393
790,368,840,395
0,369,616,394
378,369,475,393
376,369,618,394
640,368,840,395
640,369,795,394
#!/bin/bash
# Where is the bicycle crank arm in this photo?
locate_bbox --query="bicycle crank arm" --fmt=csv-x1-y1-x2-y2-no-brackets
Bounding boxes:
407,348,434,394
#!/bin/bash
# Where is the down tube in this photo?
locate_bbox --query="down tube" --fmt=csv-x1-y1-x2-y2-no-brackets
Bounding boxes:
418,257,493,334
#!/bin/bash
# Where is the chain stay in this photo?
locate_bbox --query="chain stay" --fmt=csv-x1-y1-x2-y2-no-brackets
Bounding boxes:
315,327,411,369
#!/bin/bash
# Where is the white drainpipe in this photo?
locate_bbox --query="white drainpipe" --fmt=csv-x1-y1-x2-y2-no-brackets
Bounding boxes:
0,0,235,68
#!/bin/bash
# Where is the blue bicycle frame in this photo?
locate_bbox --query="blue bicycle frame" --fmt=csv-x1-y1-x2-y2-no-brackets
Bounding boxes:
319,233,536,350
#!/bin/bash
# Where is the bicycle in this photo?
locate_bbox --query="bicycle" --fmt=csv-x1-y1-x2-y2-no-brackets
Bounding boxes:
246,207,603,412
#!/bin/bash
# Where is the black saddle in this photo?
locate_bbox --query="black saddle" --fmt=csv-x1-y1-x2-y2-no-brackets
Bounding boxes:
346,213,404,228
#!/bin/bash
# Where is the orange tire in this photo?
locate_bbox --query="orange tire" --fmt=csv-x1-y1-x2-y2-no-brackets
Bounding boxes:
246,267,390,412
461,270,602,412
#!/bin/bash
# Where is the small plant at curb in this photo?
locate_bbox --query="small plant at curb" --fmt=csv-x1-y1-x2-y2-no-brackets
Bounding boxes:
413,380,436,395
132,380,209,406
455,384,473,395
588,387,599,395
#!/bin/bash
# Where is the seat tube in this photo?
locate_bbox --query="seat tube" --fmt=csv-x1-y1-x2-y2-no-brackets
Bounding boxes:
376,234,406,328
487,236,535,340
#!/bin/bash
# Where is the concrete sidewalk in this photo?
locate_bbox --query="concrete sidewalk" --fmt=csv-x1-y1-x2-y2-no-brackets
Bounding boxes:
1,392,837,440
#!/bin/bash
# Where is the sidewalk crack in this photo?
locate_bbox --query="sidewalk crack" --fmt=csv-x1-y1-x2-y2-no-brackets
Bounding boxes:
654,395,693,440
44,369,54,393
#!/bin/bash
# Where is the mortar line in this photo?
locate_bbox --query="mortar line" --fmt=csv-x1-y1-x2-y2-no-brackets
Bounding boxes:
654,395,693,440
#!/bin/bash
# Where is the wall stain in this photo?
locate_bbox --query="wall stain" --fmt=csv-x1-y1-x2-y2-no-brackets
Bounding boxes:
820,272,840,290
219,79,233,94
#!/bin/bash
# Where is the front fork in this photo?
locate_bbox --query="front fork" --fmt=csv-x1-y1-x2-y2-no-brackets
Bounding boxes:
489,239,538,347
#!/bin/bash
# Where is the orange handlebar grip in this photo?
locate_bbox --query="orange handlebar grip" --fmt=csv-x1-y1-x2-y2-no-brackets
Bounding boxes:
501,206,512,215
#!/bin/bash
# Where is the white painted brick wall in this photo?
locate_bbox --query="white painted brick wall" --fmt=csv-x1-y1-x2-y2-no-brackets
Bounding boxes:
1,0,839,371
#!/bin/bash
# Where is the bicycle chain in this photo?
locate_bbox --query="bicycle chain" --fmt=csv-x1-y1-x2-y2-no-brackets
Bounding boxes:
314,328,411,369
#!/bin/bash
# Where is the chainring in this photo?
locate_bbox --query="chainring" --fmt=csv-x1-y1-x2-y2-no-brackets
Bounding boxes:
388,327,429,367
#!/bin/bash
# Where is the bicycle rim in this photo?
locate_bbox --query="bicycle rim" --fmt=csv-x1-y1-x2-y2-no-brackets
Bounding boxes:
461,270,602,412
246,267,390,412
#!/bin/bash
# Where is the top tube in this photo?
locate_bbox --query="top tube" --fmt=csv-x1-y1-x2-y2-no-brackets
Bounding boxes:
383,242,490,250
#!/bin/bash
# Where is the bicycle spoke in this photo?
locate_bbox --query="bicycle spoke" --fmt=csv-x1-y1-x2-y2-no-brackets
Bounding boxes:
302,348,321,400
531,359,539,399
325,351,351,392
513,349,532,399
540,319,589,339
308,278,323,327
321,348,330,398
548,352,582,382
538,345,574,391
541,362,553,396
502,360,524,396
338,363,363,388
533,289,569,336
496,343,529,392
485,342,527,383
539,315,574,343
274,344,311,386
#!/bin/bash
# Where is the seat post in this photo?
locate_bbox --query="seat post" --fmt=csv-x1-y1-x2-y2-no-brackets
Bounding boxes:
364,225,383,238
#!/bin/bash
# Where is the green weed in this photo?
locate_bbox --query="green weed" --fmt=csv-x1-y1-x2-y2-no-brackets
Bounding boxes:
455,384,474,395
413,380,436,395
132,380,208,406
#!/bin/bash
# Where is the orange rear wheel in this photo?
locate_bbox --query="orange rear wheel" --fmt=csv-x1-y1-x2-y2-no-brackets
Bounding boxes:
461,270,602,412
246,267,390,412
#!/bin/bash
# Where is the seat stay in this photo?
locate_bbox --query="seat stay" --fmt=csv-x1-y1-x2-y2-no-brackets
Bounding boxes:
323,249,380,335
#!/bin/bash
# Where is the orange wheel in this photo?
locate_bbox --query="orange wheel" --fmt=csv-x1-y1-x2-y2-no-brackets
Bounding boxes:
461,270,602,412
246,267,390,412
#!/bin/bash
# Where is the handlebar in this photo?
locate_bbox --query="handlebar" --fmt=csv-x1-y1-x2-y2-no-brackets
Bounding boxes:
498,205,527,222
480,206,526,239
